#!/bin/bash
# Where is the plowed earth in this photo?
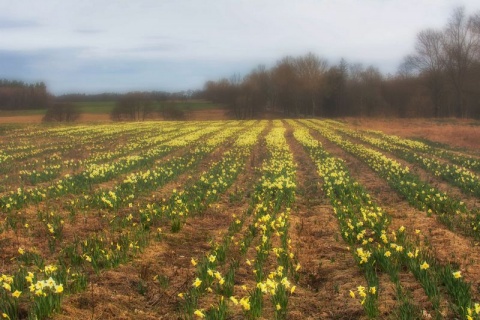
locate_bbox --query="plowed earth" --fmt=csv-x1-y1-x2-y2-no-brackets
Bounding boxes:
1,119,479,320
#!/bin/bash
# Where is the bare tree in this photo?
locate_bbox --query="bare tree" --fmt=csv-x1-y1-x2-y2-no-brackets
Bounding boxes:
405,29,446,116
239,65,270,118
43,102,80,122
271,57,299,115
294,53,328,116
443,7,480,117
111,92,153,121
323,59,348,117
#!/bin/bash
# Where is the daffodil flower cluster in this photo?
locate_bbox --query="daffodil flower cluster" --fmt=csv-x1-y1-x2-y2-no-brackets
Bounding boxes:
0,263,83,320
0,124,216,213
334,124,480,200
296,120,480,319
237,123,298,319
1,123,251,320
19,163,62,185
176,123,266,317
361,124,480,173
86,126,237,211
309,120,478,238
291,122,381,317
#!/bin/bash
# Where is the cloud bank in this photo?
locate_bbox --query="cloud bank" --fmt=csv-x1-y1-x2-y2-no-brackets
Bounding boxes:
0,0,478,94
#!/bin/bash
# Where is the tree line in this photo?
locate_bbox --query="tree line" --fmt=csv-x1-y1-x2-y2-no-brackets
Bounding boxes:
57,91,194,121
0,83,197,121
0,80,50,110
110,92,193,121
2,7,478,121
202,7,480,119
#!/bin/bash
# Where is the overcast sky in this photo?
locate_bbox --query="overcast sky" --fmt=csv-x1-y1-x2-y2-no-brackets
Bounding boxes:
1,0,479,94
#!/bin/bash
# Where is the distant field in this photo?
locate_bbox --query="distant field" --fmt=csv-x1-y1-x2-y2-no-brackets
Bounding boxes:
0,100,225,123
72,99,224,114
0,109,46,116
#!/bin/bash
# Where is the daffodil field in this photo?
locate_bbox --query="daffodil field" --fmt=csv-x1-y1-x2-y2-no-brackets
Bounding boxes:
1,120,480,319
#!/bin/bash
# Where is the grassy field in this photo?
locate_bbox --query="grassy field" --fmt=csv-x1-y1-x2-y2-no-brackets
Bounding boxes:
72,99,223,114
0,100,223,117
0,109,47,116
0,119,480,319
162,99,225,111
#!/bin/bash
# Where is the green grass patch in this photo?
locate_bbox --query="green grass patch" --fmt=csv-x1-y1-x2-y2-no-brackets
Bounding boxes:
0,109,46,116
0,100,225,119
158,100,225,111
73,100,223,114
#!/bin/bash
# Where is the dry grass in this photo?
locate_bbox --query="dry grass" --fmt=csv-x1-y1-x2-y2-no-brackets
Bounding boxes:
0,109,231,124
2,118,480,319
344,117,480,150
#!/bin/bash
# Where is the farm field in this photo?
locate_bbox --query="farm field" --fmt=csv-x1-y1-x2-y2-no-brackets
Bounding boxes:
0,100,227,124
1,120,480,320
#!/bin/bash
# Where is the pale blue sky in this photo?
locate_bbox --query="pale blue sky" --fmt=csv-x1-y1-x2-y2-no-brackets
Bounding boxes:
1,0,479,94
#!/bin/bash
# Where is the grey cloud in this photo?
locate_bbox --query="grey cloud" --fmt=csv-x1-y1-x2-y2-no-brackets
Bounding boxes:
0,17,41,29
130,44,179,52
74,29,103,34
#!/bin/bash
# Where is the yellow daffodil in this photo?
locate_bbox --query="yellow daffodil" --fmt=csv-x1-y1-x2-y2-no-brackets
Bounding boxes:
25,272,34,284
240,297,251,310
193,309,205,318
474,303,480,314
2,283,11,292
192,278,202,288
55,284,64,294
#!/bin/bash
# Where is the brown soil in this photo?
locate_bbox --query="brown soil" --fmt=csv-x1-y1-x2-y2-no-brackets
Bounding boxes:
344,118,480,151
0,109,231,124
55,126,267,319
0,113,112,123
2,120,480,320
284,124,369,319
0,114,43,123
186,109,230,121
332,129,480,210
311,124,480,306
